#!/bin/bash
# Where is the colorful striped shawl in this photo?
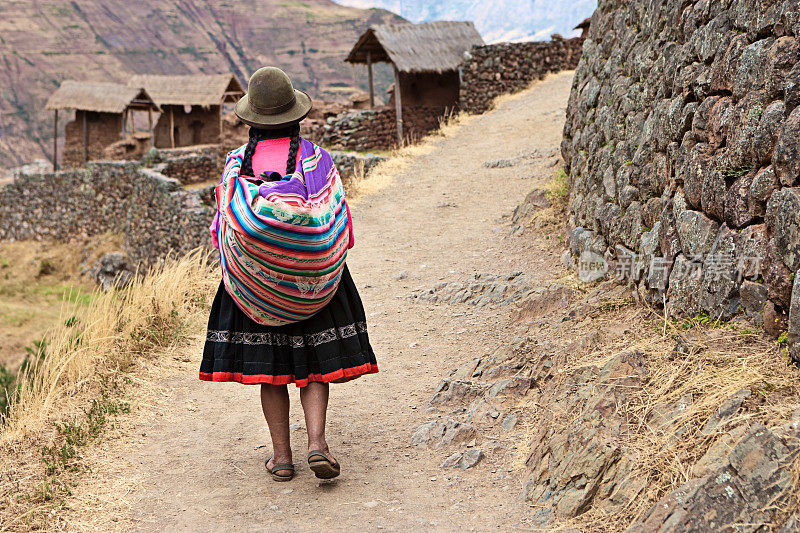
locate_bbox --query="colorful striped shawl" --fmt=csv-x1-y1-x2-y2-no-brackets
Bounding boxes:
212,138,353,326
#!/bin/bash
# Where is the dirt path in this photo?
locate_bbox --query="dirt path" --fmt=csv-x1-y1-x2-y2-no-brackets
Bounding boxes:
64,71,575,532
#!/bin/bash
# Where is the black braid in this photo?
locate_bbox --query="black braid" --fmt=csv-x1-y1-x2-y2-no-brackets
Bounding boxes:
240,128,262,177
285,124,301,176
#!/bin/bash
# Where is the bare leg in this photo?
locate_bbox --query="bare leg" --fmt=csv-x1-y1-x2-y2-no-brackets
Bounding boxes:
260,384,292,474
299,382,336,463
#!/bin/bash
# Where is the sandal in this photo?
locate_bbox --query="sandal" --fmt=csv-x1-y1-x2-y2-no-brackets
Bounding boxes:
266,456,295,482
307,450,341,479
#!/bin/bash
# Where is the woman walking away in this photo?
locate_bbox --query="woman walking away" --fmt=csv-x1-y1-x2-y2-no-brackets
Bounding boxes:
200,67,378,482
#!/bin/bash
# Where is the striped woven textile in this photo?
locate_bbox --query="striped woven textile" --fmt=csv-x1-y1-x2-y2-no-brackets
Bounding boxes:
212,138,353,326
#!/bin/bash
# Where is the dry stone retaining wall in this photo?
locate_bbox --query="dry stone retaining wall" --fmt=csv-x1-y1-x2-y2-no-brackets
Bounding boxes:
562,0,800,354
460,37,585,114
1,147,384,271
0,161,215,267
320,106,447,151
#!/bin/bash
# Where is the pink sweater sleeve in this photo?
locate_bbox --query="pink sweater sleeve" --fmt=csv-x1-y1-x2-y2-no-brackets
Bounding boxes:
345,201,355,249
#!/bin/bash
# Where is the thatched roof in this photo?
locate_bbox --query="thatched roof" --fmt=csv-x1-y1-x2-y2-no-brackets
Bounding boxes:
45,81,158,113
346,21,484,74
574,18,592,30
128,74,244,107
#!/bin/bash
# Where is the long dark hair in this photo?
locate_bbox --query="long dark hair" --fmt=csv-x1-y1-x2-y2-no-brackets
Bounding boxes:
240,123,301,179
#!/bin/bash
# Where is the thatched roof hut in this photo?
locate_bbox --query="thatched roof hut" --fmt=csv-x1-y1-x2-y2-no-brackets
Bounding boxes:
46,81,158,113
574,18,592,38
127,74,244,107
346,21,484,74
345,21,484,143
127,74,244,149
45,81,159,170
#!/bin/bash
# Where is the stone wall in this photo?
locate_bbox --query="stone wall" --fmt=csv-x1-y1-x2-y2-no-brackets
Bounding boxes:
562,1,800,350
460,37,585,114
123,169,214,267
319,105,448,151
0,147,383,269
0,161,215,266
157,145,221,185
0,162,136,241
330,151,387,190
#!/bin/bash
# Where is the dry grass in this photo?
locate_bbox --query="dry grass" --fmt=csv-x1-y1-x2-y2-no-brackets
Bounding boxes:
348,72,570,202
533,297,800,531
0,235,122,373
0,250,216,530
346,109,477,201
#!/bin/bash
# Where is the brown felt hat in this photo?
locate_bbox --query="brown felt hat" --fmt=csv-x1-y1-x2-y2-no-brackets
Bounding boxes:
235,67,312,129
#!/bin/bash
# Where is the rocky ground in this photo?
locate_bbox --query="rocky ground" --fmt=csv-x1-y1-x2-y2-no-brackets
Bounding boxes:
45,71,800,532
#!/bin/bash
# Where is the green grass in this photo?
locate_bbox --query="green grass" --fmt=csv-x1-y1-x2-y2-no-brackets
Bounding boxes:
38,388,130,504
720,165,755,180
675,311,725,330
546,168,570,206
0,363,16,422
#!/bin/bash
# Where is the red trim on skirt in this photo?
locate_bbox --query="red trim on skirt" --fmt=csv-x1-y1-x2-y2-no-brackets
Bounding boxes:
199,362,379,387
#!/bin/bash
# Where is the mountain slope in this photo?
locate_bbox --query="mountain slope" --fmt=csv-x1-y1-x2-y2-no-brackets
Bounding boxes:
333,0,596,42
0,0,403,169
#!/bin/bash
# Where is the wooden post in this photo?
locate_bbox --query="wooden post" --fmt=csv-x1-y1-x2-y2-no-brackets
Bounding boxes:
148,107,153,147
53,109,58,171
393,65,403,145
218,103,223,143
82,111,88,163
128,108,134,136
169,106,175,148
367,51,374,108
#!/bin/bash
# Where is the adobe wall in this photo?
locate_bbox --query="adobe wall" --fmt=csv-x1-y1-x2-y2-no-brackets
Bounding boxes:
153,105,221,148
399,70,461,108
561,0,800,357
460,37,585,114
63,111,123,168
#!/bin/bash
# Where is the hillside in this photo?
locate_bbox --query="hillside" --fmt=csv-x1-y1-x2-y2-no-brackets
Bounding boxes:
333,0,597,42
0,0,403,169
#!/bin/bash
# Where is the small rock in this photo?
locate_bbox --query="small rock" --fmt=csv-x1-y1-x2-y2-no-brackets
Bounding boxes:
483,158,515,168
441,448,484,470
90,251,134,291
501,414,518,431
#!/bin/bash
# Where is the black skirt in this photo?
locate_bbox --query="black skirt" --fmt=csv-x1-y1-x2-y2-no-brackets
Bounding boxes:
199,264,378,387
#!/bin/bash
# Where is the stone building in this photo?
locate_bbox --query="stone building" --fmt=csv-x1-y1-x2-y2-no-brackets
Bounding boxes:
128,74,244,149
45,81,159,169
345,21,484,144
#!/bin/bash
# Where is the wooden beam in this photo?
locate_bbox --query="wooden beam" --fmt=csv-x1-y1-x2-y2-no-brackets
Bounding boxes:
393,65,403,145
218,103,223,143
367,51,374,108
82,111,88,164
169,106,175,148
148,107,153,147
53,109,58,171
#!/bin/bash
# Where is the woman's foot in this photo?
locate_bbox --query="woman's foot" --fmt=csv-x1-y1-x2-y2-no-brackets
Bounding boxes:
307,443,340,479
266,452,294,481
